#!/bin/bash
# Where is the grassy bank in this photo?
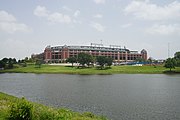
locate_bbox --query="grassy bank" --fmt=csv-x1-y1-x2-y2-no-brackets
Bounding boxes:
0,92,107,120
0,64,180,74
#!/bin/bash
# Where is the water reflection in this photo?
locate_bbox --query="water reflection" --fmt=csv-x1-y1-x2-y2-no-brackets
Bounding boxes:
0,73,180,120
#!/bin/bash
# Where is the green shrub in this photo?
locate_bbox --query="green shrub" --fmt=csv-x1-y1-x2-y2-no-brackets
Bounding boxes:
8,97,33,120
19,62,27,67
0,92,108,120
83,112,95,118
37,108,55,120
56,109,73,119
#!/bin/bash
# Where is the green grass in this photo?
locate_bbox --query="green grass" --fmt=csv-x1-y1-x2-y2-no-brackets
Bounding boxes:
1,64,180,74
0,92,107,120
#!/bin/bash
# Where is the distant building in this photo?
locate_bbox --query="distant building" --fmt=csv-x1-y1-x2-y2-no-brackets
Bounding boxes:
44,43,147,63
31,53,44,60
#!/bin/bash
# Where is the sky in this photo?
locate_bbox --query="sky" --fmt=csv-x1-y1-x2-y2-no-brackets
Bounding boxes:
0,0,180,60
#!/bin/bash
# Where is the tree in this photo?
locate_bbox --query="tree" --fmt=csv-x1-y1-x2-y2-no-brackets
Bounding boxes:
18,60,21,63
2,58,9,64
66,56,77,67
12,58,17,64
164,58,176,71
96,56,107,69
106,57,113,68
135,57,145,62
176,60,180,67
35,59,42,68
77,53,93,67
0,60,6,68
24,57,29,62
174,51,180,67
1,58,16,69
96,56,113,69
147,57,153,65
86,55,93,67
7,61,13,69
28,58,34,63
174,51,180,60
91,57,96,67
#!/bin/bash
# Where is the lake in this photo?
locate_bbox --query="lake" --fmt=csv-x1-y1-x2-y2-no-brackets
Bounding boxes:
0,73,180,120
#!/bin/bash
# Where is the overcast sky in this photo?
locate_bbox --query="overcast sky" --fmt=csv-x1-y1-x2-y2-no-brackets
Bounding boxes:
0,0,180,60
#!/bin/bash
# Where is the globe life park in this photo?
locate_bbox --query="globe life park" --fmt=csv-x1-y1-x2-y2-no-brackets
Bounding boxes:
31,43,147,65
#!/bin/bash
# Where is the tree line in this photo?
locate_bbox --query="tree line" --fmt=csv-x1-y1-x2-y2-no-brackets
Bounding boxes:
0,58,17,69
0,57,42,69
0,57,30,69
66,52,113,69
1,51,179,71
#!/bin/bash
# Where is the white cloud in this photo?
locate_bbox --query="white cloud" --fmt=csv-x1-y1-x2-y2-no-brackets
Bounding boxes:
93,14,103,18
94,0,105,4
0,11,16,22
0,10,31,33
146,24,180,35
124,1,180,21
0,22,31,33
33,5,49,17
74,10,80,17
91,22,105,32
48,12,71,23
73,19,82,24
62,6,72,11
34,6,72,24
121,23,132,28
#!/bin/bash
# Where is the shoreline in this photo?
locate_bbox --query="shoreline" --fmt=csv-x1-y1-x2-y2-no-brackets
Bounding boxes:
0,92,108,120
0,64,180,75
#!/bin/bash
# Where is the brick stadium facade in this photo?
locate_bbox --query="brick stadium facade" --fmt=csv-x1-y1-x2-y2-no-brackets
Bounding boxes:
44,44,147,63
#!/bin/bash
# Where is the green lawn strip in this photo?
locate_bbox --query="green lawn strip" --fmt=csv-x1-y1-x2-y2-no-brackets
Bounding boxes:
0,92,17,119
0,64,180,74
0,92,107,120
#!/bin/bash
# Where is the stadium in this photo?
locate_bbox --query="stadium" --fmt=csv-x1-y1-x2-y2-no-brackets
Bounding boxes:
43,43,147,63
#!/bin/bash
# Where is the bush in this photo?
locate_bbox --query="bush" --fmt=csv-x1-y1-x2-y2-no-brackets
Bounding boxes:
176,60,180,67
35,59,42,68
8,97,33,120
56,109,73,119
7,62,13,69
37,107,55,120
83,112,95,118
19,62,27,67
0,60,6,68
35,108,73,120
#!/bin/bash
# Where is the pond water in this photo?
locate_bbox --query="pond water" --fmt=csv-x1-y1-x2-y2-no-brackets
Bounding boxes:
0,73,180,120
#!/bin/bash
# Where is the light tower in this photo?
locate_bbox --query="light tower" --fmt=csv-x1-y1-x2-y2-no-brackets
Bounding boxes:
168,43,170,58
